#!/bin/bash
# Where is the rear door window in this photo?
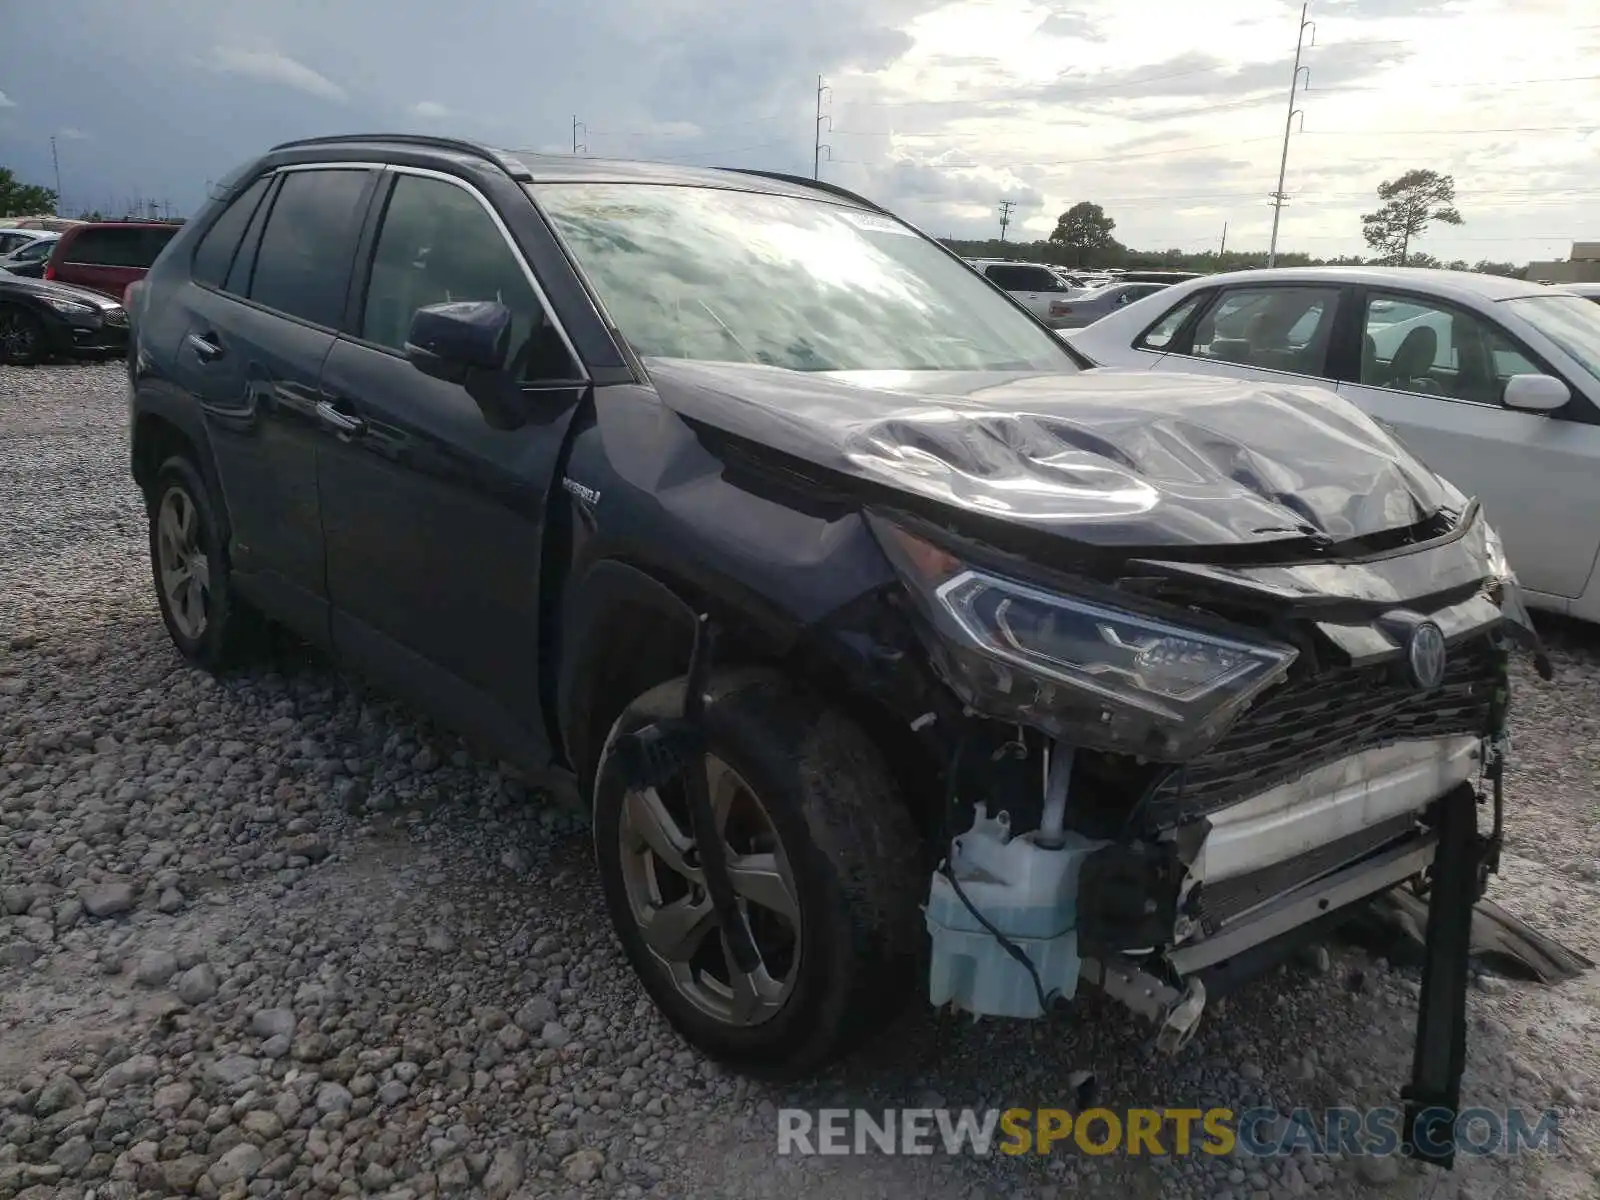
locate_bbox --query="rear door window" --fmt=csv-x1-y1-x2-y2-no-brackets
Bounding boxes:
247,169,373,328
192,177,272,288
1187,285,1341,378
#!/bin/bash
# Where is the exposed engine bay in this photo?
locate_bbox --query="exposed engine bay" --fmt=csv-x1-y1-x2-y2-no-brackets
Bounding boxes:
861,500,1545,1168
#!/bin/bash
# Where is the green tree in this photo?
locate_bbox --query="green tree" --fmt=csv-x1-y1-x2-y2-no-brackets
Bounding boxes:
1049,201,1117,267
1360,169,1463,266
0,168,58,217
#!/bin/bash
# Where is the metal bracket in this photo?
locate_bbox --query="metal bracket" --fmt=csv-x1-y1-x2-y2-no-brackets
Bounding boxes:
1080,958,1207,1055
1402,783,1484,1170
607,613,761,975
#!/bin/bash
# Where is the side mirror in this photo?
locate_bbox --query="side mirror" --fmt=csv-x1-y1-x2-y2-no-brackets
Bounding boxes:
1502,373,1570,412
405,300,511,384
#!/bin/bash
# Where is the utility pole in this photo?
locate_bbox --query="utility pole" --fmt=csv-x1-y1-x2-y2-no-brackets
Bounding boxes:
813,75,832,179
1266,2,1314,269
1219,221,1228,257
50,136,62,214
571,116,587,155
998,199,1016,243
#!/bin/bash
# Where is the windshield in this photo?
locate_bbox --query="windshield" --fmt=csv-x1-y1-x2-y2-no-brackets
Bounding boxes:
1506,294,1600,383
535,182,1076,374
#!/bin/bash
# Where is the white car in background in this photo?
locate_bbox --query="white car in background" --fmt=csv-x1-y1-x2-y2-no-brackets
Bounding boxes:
965,259,1078,327
1068,267,1600,622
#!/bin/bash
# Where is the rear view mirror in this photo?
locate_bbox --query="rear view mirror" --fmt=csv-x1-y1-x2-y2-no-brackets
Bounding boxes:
405,300,511,383
1502,373,1570,412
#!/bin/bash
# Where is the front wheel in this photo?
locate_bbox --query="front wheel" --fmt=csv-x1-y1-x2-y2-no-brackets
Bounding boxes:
0,306,49,366
593,670,925,1079
146,455,265,669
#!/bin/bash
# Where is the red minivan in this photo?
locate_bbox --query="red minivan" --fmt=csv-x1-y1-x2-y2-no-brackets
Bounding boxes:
44,221,182,299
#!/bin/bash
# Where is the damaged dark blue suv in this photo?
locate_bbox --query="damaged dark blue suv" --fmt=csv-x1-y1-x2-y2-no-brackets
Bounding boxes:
128,134,1541,1164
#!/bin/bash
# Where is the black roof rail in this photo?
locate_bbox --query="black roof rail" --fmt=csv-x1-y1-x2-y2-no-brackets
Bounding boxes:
267,133,534,182
727,169,887,214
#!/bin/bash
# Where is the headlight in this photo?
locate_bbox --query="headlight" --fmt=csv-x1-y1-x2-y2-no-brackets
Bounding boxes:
870,516,1297,759
41,296,96,316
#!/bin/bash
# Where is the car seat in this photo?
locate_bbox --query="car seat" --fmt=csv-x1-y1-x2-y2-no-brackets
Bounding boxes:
1387,326,1441,393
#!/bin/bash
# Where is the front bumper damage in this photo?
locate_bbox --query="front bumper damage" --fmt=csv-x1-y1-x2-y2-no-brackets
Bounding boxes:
911,507,1538,1171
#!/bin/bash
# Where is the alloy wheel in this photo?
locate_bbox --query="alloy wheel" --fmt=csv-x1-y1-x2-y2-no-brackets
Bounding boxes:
156,487,211,640
0,311,41,361
618,755,801,1027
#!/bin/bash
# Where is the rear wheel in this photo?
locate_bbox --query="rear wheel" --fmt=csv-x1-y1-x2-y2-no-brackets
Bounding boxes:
147,455,265,669
593,670,924,1078
0,306,48,366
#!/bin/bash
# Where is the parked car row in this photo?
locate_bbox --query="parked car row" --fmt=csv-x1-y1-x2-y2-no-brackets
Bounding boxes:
0,220,179,363
965,258,1200,328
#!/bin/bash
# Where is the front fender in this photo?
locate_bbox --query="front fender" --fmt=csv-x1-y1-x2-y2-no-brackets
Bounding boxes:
552,385,902,782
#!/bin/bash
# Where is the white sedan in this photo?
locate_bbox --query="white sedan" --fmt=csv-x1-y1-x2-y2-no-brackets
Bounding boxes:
1067,267,1600,622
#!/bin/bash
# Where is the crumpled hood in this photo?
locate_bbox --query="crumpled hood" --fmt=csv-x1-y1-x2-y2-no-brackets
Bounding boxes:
643,358,1461,549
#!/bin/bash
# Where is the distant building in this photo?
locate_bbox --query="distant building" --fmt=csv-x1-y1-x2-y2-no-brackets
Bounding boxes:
1527,242,1600,284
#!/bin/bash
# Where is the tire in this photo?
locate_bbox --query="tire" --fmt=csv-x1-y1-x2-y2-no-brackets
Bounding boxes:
146,455,265,669
593,669,925,1079
0,306,50,366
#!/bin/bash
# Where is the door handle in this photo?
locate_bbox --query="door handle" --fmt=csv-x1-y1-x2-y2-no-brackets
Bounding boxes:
315,399,367,436
186,332,224,362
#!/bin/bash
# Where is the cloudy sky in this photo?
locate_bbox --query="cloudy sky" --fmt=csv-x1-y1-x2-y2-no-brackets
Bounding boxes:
2,0,1595,263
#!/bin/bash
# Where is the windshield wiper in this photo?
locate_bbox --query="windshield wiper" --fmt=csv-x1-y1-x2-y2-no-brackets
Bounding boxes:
695,300,757,364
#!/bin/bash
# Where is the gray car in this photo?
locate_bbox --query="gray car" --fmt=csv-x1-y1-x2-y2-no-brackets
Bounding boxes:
1053,280,1171,328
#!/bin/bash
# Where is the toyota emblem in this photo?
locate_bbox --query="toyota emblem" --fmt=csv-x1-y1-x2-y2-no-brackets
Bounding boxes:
1406,621,1447,690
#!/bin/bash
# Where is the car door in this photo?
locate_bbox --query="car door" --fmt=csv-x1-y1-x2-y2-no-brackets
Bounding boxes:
1149,283,1346,388
1335,287,1600,600
315,167,590,765
168,165,380,643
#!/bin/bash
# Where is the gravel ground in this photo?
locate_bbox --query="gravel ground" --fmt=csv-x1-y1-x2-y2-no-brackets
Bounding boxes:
2,359,1599,1200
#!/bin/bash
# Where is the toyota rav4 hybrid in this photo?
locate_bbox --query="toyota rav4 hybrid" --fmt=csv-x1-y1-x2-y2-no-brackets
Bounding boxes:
127,135,1546,1165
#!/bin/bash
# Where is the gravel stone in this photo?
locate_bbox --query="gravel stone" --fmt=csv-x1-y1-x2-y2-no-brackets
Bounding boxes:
97,1056,159,1094
209,1143,264,1186
132,949,178,987
79,883,135,918
33,1076,84,1117
314,1082,353,1115
248,1008,296,1040
175,962,219,1004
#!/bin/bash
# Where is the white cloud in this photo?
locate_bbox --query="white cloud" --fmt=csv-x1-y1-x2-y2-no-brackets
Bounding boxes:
0,91,15,109
210,47,347,103
57,127,91,141
812,0,1600,262
411,100,451,118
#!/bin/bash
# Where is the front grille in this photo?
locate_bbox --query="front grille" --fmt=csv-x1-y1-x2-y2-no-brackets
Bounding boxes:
1194,813,1422,931
102,309,128,326
1141,636,1500,829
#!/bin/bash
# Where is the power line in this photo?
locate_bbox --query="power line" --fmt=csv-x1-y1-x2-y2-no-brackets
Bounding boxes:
998,199,1016,241
571,116,587,155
